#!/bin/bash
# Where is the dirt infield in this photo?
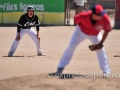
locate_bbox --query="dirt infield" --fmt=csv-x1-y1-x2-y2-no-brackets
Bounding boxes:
0,26,120,90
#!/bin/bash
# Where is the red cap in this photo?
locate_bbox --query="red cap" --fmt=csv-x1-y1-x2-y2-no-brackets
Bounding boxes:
92,4,106,16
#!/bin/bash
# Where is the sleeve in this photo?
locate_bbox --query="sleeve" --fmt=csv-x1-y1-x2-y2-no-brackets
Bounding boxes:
17,15,23,27
17,25,21,32
17,15,24,32
35,15,40,31
35,15,40,26
74,13,81,24
36,26,39,31
103,14,112,32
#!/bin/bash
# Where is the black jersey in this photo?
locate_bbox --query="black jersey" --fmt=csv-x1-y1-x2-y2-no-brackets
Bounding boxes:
17,13,40,32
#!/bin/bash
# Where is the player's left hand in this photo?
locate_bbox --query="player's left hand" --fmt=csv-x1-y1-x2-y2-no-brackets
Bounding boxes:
89,43,103,51
36,35,40,40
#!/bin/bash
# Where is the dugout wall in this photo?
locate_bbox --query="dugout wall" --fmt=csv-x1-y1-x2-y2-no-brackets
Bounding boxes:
0,0,65,26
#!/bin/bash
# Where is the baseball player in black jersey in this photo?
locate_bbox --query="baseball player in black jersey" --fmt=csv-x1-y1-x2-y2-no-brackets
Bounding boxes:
8,6,46,57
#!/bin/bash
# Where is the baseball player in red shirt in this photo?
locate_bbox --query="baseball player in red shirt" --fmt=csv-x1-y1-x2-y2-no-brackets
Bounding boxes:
52,4,112,77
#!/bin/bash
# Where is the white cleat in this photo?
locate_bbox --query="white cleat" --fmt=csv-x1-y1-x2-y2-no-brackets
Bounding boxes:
37,53,46,56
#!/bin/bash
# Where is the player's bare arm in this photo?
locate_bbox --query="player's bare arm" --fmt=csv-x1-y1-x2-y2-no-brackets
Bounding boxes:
16,32,20,41
84,1,88,10
16,25,21,41
36,30,40,40
36,19,40,40
99,31,109,44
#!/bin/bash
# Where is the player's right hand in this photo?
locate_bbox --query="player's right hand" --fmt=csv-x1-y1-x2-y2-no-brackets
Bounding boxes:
16,35,20,41
36,35,40,41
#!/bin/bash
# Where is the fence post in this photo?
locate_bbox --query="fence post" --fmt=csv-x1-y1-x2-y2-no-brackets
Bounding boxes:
114,0,120,29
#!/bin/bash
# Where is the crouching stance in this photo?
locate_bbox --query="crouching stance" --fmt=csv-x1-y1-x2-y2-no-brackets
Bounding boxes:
8,6,46,57
51,4,112,77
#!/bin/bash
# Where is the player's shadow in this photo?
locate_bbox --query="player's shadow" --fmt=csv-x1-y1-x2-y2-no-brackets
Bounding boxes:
48,73,85,79
114,55,120,57
59,74,84,79
3,56,34,57
59,74,86,79
3,56,25,57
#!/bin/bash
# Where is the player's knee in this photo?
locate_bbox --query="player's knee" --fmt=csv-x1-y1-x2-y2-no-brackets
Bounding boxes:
69,43,77,49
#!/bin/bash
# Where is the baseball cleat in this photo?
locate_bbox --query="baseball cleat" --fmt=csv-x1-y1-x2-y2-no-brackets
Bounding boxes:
37,53,46,56
103,73,110,78
48,72,62,77
8,53,13,57
48,73,75,79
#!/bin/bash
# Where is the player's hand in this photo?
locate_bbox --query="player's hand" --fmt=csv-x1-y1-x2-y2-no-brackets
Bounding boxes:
89,43,103,51
36,35,40,40
16,35,20,41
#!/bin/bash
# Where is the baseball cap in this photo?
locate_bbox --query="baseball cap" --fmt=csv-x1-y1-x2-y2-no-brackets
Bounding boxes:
92,4,106,16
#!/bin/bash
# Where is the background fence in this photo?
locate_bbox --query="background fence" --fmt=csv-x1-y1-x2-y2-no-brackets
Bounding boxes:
0,0,65,26
87,0,115,9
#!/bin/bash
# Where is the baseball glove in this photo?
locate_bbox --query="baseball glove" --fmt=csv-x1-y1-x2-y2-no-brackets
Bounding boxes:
89,43,103,51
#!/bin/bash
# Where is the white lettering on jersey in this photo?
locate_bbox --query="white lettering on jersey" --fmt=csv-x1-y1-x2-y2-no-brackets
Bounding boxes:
96,24,103,31
24,22,29,27
24,21,36,27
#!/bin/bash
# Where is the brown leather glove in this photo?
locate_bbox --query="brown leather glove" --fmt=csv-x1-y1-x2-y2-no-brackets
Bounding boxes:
89,43,103,51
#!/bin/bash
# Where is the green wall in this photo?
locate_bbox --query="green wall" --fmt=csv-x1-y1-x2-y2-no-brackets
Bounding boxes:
0,0,65,25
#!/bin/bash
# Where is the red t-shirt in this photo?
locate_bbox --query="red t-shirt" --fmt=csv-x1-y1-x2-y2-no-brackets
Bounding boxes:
74,11,112,35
